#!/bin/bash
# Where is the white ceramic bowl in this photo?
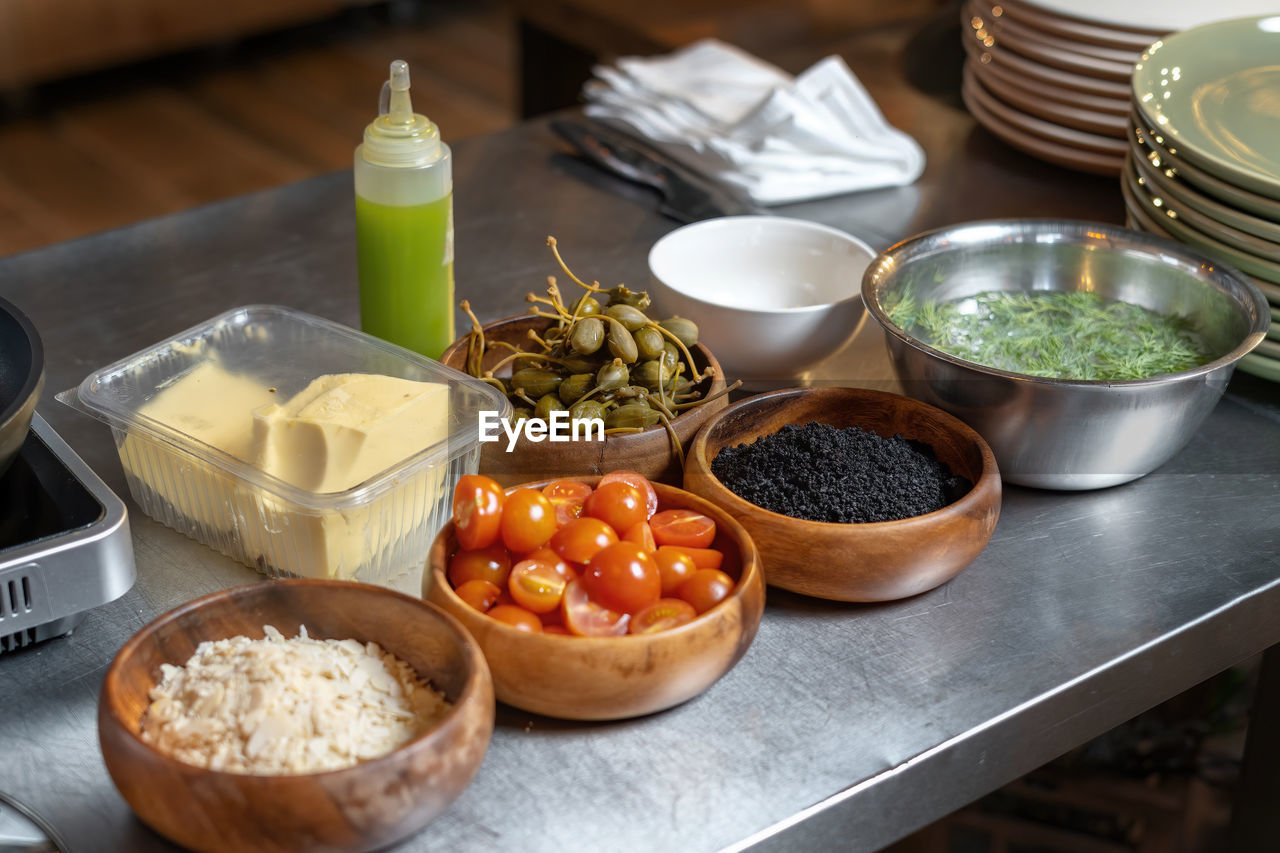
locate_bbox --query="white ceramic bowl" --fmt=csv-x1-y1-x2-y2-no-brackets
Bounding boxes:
647,216,876,382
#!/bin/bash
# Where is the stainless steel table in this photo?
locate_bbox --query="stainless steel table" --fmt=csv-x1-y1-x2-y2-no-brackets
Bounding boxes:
1,17,1277,853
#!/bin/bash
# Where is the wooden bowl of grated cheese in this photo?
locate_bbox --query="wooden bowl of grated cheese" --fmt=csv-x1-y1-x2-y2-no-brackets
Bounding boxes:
98,579,494,853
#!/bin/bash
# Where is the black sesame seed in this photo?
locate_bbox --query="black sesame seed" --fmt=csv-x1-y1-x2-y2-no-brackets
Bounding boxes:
710,422,971,523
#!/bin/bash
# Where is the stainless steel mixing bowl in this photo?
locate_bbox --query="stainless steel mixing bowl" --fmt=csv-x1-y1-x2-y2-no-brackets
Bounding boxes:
861,220,1270,490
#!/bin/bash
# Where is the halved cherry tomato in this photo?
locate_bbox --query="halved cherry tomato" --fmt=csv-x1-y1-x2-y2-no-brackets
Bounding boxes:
650,509,717,549
630,598,697,634
622,521,657,552
659,545,724,571
488,604,543,632
452,475,505,550
581,541,661,614
500,488,557,553
543,480,592,526
550,517,618,564
599,470,659,518
677,568,735,614
454,579,502,613
508,558,568,614
654,547,697,596
525,547,579,583
448,542,513,589
584,481,648,534
561,579,629,636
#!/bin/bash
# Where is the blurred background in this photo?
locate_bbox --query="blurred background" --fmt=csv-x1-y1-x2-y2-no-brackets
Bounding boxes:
0,1,1256,850
0,0,944,258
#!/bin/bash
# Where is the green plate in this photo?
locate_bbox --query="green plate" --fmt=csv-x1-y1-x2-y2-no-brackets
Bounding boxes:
1123,163,1280,285
1238,351,1280,382
1133,18,1280,200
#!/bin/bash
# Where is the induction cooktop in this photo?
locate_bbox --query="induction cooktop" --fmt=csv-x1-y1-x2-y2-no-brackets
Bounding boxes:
0,413,134,652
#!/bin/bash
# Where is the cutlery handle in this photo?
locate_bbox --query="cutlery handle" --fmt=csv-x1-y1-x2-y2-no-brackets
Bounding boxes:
550,119,668,193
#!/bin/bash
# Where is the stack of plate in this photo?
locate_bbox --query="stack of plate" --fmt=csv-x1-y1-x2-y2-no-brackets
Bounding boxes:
960,1,1275,177
1122,15,1280,383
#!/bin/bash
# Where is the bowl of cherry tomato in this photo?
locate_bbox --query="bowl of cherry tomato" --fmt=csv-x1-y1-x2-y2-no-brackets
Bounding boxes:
423,470,765,720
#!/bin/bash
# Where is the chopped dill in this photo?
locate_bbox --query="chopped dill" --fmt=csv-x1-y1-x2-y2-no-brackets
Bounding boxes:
885,290,1214,381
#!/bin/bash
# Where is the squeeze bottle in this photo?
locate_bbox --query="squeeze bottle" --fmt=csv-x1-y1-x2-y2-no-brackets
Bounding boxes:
355,60,454,359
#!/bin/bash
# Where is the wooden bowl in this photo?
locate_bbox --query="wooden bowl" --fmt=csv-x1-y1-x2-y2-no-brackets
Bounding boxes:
99,580,495,853
440,314,728,485
684,387,1002,602
424,478,765,720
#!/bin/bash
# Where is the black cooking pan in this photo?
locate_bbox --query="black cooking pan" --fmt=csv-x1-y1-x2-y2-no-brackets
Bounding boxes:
0,296,44,478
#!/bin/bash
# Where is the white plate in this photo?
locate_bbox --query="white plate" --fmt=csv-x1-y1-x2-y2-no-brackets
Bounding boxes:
1022,0,1278,33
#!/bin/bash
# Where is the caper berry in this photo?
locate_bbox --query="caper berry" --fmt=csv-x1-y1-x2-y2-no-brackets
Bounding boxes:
570,399,607,422
558,372,595,404
534,393,567,421
634,359,674,391
559,354,600,375
606,284,650,310
634,326,665,361
607,322,639,363
574,294,601,316
596,358,630,391
659,316,699,348
511,368,563,399
605,303,649,332
570,317,605,355
606,402,662,430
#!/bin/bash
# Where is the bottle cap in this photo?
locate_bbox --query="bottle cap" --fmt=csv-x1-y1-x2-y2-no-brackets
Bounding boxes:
361,60,442,167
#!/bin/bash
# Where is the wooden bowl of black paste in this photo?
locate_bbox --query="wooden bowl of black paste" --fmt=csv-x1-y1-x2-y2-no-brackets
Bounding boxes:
684,387,1001,601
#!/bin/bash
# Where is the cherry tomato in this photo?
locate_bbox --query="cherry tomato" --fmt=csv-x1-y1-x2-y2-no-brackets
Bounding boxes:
581,541,661,614
561,579,629,636
452,475,505,550
550,517,619,564
448,542,513,589
654,547,697,596
677,568,735,614
454,579,502,612
543,480,593,526
622,521,657,552
650,509,717,549
508,558,568,614
599,470,659,518
500,488,557,553
630,598,697,634
488,604,543,632
659,545,724,571
525,547,579,583
584,481,648,534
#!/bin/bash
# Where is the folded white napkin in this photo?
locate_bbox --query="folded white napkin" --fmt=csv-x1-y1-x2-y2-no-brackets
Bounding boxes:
583,39,926,205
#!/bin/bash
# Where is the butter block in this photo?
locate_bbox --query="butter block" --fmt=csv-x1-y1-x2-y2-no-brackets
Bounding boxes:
121,364,452,584
252,373,449,493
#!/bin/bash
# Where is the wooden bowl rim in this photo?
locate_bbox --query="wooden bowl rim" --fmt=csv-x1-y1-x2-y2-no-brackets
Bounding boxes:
440,313,729,436
688,386,1002,531
429,477,764,645
101,578,492,781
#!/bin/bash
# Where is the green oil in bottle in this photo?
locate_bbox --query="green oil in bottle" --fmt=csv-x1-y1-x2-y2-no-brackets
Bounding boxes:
354,60,455,359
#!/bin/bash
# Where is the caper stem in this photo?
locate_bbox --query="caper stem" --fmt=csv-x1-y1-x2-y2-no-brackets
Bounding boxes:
649,322,707,382
460,300,487,378
670,378,741,410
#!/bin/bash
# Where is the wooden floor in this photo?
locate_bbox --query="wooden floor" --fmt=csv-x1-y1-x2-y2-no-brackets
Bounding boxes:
0,1,517,259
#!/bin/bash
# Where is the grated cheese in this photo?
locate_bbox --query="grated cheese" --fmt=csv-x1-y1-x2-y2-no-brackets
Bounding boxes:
139,625,451,775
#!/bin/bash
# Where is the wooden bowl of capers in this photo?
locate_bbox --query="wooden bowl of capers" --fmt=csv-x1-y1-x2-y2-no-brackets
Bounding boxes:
443,268,731,486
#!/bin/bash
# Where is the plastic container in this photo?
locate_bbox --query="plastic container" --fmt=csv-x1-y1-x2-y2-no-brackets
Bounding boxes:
355,59,455,359
58,305,509,593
